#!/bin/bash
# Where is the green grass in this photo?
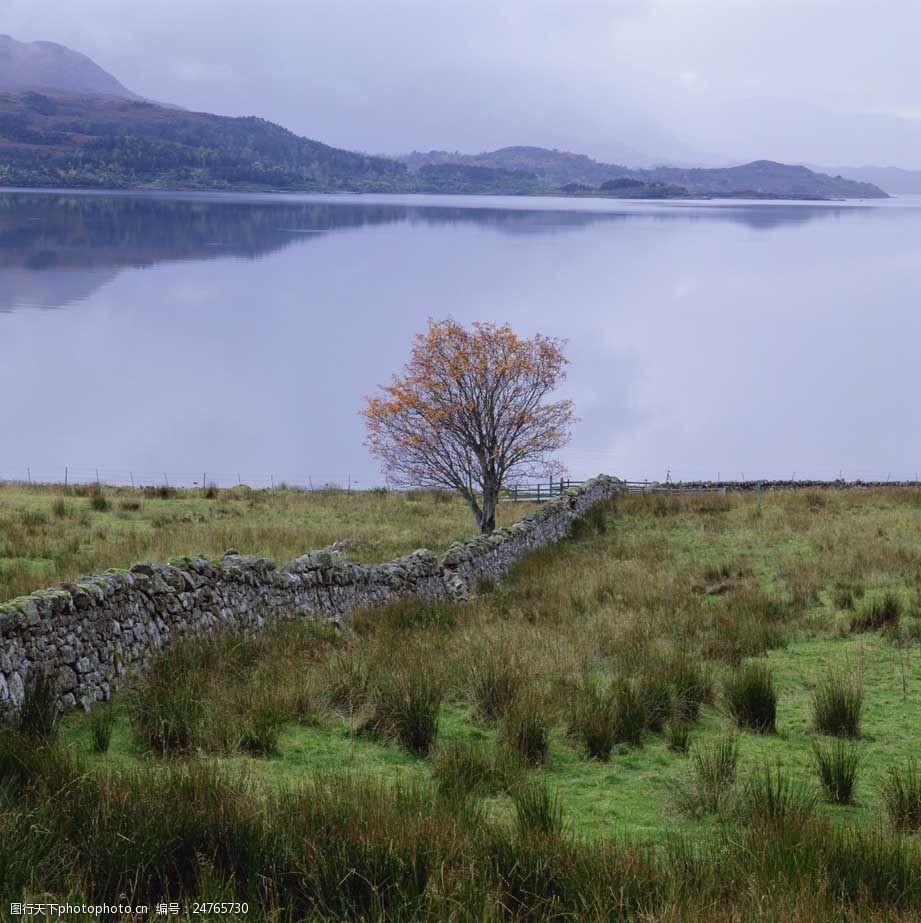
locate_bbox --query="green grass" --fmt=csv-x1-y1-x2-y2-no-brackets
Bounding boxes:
13,487,921,917
0,481,538,601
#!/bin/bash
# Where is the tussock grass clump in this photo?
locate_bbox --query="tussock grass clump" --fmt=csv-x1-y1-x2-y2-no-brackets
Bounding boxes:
236,699,284,756
361,665,444,756
882,759,921,832
568,676,618,761
851,591,903,632
127,623,334,757
812,738,861,804
568,499,612,540
813,670,863,738
127,642,207,755
705,611,787,664
663,653,713,721
723,662,777,733
513,781,564,837
665,720,691,753
19,670,60,742
433,739,522,797
500,690,552,766
613,678,647,746
89,702,116,754
834,581,864,611
636,672,673,732
737,765,818,833
671,735,739,818
321,647,373,713
88,484,110,512
468,644,527,722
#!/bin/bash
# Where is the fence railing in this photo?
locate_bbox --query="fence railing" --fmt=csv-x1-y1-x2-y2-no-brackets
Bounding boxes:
500,479,585,502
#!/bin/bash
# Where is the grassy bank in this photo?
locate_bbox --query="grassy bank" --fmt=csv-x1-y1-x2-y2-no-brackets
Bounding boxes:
0,481,536,602
8,488,921,919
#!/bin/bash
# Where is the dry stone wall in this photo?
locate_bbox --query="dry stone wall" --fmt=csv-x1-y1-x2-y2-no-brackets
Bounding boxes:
0,475,621,719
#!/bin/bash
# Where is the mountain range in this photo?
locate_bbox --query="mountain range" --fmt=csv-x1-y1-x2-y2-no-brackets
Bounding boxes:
0,34,891,200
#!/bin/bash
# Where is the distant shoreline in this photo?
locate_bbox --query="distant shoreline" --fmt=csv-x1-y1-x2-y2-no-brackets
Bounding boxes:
0,183,888,205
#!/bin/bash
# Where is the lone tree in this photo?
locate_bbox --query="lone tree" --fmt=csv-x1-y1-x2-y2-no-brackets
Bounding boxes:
362,318,575,533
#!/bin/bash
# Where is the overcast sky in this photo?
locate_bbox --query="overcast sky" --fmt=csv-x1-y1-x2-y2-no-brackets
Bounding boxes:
3,0,920,167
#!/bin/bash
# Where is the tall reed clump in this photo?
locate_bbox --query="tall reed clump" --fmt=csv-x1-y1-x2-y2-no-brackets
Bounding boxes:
662,653,713,721
433,739,523,798
499,689,552,766
737,764,817,833
567,499,611,541
723,662,777,733
881,759,921,832
850,591,903,633
812,738,861,804
361,663,444,756
612,678,647,746
813,669,863,738
635,671,673,732
89,702,116,754
468,644,526,723
513,781,565,837
18,670,60,742
88,483,110,512
126,642,206,756
321,646,373,713
665,720,692,754
568,676,618,760
671,735,740,818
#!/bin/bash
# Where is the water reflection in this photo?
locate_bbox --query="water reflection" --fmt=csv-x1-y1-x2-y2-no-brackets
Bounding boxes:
0,190,877,311
1,190,920,486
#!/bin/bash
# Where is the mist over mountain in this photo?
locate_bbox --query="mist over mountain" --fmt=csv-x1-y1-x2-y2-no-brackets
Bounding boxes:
812,165,921,195
0,34,146,101
0,36,888,200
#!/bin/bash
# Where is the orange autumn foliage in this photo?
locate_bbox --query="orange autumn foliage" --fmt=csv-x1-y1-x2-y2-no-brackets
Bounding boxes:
362,318,575,532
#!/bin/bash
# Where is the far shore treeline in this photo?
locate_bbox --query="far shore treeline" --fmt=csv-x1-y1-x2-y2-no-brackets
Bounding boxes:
0,91,886,200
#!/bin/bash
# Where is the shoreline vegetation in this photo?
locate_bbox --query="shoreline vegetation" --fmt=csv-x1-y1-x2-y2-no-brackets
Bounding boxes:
5,488,921,917
0,177,878,204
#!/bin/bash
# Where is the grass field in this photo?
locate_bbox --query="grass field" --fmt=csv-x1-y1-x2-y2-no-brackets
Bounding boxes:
0,481,537,602
7,488,921,919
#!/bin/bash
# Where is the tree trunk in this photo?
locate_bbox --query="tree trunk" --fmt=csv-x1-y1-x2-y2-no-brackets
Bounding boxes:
479,484,498,533
460,489,485,532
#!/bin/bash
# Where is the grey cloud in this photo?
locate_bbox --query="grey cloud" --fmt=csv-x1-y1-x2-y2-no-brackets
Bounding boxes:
2,0,920,166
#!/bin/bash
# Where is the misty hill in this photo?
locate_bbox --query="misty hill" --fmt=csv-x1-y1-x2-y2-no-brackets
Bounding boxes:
0,92,409,191
645,161,885,199
813,165,921,195
402,147,887,199
401,147,633,187
0,35,146,101
0,37,887,199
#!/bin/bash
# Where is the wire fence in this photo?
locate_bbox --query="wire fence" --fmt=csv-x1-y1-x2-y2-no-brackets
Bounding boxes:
3,465,921,496
0,467,590,496
0,466,375,491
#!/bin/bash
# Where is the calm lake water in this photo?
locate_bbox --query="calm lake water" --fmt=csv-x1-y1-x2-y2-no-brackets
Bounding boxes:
2,189,921,487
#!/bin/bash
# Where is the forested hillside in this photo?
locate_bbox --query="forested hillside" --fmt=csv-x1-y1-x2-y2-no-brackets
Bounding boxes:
0,92,409,191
